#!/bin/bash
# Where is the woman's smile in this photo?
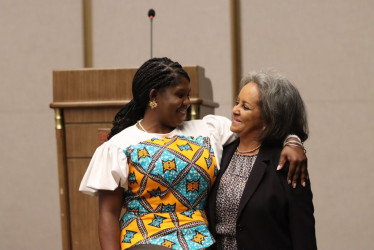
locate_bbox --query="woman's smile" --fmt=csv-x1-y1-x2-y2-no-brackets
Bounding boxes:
230,82,264,140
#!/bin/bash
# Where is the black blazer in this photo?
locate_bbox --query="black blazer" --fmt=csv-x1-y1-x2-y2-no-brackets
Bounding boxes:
207,139,317,250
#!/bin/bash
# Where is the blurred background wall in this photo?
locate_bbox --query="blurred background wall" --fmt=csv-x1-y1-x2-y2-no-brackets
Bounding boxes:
1,0,373,249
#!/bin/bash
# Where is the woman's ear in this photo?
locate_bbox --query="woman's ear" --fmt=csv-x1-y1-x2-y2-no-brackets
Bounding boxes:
149,89,158,101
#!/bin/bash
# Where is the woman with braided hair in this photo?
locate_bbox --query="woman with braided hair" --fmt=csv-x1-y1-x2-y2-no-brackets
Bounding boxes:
79,57,307,250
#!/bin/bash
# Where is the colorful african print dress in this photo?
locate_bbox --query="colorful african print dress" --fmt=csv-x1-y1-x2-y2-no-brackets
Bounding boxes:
80,115,236,249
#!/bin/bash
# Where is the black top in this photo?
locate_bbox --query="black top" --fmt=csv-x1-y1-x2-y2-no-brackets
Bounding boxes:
207,139,317,250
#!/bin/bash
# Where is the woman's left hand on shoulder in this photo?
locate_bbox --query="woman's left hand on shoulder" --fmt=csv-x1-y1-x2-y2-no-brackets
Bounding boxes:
277,146,308,188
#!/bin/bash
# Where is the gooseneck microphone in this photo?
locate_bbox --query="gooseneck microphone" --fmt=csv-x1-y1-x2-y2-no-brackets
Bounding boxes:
148,9,156,58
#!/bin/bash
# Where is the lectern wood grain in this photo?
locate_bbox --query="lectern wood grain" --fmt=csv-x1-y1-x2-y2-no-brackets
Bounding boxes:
53,68,135,102
65,123,112,158
64,108,120,123
55,128,72,250
68,159,100,250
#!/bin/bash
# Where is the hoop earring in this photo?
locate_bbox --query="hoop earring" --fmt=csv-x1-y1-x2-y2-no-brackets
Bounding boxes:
149,100,158,109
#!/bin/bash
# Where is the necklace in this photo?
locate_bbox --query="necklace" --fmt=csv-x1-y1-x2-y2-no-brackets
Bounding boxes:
236,144,261,154
137,120,147,132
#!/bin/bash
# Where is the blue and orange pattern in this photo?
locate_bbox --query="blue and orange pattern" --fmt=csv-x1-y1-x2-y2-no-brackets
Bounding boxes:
120,135,217,249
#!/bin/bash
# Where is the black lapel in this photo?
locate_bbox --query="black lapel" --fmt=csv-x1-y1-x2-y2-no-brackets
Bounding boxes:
237,145,272,217
218,139,240,178
209,139,239,230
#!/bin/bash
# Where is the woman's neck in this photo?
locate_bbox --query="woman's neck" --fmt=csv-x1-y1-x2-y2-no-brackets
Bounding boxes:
139,116,176,134
237,136,262,155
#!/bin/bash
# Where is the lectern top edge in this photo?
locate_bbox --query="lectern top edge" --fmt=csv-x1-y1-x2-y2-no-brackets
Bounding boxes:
52,65,201,73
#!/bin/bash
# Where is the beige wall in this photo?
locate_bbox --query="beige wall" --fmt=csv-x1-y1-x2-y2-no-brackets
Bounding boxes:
0,0,83,249
241,1,374,249
1,0,373,249
91,0,233,116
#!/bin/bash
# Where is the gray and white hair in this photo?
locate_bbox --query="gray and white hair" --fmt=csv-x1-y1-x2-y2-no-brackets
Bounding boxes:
240,70,308,144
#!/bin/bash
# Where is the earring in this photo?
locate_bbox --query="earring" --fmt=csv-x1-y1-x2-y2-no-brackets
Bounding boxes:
149,100,158,109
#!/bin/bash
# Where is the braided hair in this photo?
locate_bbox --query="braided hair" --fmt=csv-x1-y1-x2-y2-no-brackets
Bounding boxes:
108,57,190,139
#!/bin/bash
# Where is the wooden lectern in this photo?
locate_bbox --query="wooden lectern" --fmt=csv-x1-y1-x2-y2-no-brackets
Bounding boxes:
50,66,218,250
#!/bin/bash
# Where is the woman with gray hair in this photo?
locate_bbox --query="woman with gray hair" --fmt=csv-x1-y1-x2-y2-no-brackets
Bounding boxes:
207,71,317,249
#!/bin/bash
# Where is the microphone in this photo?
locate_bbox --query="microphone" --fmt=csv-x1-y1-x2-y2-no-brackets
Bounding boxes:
148,9,155,19
148,9,156,58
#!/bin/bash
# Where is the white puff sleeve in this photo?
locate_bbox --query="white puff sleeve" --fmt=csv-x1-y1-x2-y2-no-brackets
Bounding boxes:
79,142,129,196
202,115,237,146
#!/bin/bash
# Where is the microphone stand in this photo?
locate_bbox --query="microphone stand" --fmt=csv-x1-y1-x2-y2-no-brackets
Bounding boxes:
150,17,153,58
148,9,155,58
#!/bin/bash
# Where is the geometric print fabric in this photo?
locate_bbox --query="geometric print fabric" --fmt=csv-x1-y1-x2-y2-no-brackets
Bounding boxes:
120,135,217,249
